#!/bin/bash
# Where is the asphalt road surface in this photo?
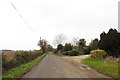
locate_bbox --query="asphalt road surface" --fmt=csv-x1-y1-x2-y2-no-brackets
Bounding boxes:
23,53,109,78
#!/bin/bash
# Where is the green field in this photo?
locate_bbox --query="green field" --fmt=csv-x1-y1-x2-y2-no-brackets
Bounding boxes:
2,53,46,79
82,58,118,78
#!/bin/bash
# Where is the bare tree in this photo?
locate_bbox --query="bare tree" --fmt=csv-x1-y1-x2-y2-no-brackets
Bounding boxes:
53,34,66,47
72,37,79,46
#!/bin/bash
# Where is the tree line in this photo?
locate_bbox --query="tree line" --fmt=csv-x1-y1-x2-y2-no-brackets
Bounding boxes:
38,28,120,57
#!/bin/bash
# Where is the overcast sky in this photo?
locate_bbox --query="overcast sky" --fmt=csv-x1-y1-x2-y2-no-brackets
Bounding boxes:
0,0,119,50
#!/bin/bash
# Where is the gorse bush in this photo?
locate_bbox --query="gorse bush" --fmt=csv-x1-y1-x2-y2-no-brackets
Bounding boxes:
90,49,107,59
2,51,42,73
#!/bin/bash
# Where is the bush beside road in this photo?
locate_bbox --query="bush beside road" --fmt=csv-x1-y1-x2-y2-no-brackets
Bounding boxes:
2,53,47,79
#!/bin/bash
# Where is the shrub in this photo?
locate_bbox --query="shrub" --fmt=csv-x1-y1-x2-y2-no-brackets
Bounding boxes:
98,28,120,57
63,51,72,56
63,43,72,51
62,51,68,55
83,46,91,54
2,53,17,73
90,49,107,59
70,49,80,56
57,44,63,52
2,54,9,73
2,51,42,74
69,50,77,56
79,50,84,55
62,49,83,56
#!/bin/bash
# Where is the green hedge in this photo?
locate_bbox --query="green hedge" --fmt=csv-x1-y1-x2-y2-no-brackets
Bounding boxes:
63,49,84,56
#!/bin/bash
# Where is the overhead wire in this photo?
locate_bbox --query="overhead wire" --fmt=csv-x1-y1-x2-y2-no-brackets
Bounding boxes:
9,0,35,33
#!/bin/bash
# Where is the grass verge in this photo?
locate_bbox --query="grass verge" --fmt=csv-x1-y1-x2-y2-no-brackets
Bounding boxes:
2,53,47,79
82,58,118,78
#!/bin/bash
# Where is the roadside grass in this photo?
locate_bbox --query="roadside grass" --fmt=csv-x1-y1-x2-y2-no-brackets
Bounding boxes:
82,58,118,78
2,53,47,79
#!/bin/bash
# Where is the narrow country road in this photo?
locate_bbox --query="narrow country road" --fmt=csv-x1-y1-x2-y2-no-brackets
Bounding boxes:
22,53,109,78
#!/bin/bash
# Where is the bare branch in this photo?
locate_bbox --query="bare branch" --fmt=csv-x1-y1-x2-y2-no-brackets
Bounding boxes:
53,34,66,46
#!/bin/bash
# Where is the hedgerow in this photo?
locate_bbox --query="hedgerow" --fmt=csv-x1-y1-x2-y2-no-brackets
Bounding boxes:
2,51,42,74
63,49,83,56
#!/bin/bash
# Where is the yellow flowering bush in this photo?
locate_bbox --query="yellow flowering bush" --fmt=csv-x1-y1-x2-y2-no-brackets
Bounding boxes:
90,49,107,59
